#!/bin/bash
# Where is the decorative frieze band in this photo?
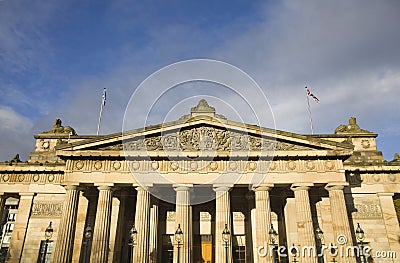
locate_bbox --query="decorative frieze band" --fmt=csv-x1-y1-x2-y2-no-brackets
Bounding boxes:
66,159,127,172
0,173,64,184
348,173,399,185
67,159,340,174
32,201,64,217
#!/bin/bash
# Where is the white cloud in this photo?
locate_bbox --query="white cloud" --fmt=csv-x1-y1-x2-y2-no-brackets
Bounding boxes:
0,106,34,161
2,0,400,161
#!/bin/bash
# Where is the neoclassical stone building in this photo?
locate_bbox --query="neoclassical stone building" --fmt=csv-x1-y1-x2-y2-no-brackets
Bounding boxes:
0,100,399,263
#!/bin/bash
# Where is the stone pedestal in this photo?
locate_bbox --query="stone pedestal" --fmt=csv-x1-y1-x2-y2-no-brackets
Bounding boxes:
254,186,273,263
6,193,34,263
90,185,114,263
291,184,318,263
133,186,150,263
53,185,80,263
174,185,192,263
214,186,232,263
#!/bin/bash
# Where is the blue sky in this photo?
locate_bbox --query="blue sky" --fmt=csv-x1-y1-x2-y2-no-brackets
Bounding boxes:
1,0,400,161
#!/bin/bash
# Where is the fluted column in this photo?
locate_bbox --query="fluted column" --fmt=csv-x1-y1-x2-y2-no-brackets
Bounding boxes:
174,185,192,263
377,193,400,256
53,185,80,263
254,185,273,263
6,193,34,263
214,185,232,263
90,185,114,263
291,184,318,263
0,194,5,223
325,184,357,263
112,190,127,262
149,204,159,263
133,186,151,263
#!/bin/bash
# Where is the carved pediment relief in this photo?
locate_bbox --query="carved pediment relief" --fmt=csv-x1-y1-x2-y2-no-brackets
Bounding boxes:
95,126,316,152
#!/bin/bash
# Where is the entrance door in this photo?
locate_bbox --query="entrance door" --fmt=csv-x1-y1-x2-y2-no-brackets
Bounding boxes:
161,234,174,263
233,235,246,263
193,234,213,263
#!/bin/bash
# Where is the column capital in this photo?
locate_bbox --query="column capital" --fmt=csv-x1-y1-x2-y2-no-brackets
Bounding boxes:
325,182,348,191
290,183,313,191
213,184,233,192
253,184,274,192
64,184,80,191
96,185,115,191
173,184,193,192
135,186,149,192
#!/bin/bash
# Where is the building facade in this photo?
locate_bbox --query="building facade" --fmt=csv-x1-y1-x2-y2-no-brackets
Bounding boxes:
0,100,399,263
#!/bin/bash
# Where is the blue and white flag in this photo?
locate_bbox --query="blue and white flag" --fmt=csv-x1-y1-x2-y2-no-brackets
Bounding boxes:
102,88,107,106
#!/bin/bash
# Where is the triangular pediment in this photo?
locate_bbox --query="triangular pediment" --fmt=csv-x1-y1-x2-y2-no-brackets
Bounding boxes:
56,115,353,158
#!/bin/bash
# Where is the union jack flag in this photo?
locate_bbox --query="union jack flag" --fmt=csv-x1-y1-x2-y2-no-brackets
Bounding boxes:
305,87,319,103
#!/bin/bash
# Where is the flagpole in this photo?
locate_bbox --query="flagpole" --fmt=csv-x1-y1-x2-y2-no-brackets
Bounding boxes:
97,88,106,136
305,89,314,134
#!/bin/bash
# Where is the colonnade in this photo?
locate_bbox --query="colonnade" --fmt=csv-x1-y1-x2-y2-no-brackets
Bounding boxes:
49,182,356,263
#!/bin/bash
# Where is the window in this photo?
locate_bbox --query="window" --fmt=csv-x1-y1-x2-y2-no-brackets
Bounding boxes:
233,235,246,263
37,240,53,263
161,234,173,263
193,235,212,263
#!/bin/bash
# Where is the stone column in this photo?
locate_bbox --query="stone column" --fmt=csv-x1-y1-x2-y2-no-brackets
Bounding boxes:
254,185,273,263
174,185,192,263
111,190,127,263
133,186,151,263
108,195,121,263
377,193,400,255
291,184,318,263
53,185,80,263
214,185,232,263
90,185,114,263
149,204,158,263
6,193,34,263
325,184,357,263
72,191,88,262
251,208,258,263
0,194,5,224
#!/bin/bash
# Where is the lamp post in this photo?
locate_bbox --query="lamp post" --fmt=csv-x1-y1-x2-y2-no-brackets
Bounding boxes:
355,223,366,263
269,224,278,263
290,244,299,263
42,221,53,263
329,243,337,263
129,224,137,263
222,224,231,263
175,224,183,263
83,224,92,263
315,225,325,263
